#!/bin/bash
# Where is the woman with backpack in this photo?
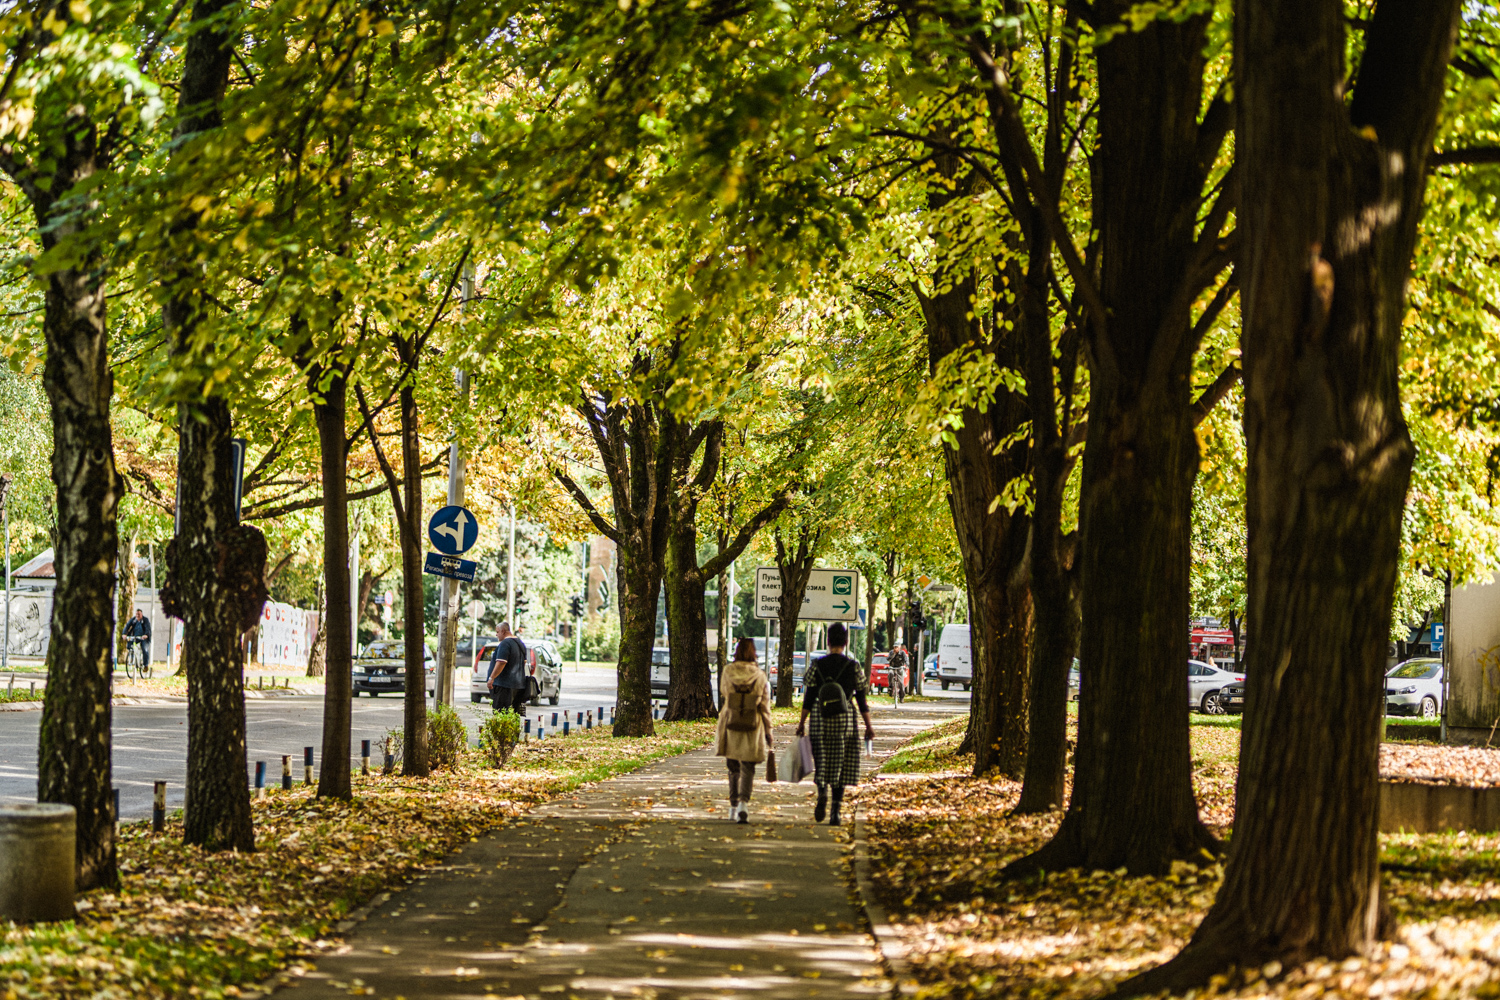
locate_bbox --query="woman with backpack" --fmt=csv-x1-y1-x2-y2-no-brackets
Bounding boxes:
715,637,774,824
795,622,875,826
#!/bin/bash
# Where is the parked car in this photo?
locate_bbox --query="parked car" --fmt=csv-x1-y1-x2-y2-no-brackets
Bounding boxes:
650,647,670,697
1221,680,1246,714
353,641,434,697
1069,659,1080,701
469,638,563,705
1386,658,1443,718
923,653,941,681
769,651,812,692
937,624,973,691
1190,659,1245,715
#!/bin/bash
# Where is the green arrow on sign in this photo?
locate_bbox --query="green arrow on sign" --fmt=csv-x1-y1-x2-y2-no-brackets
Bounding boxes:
834,600,851,614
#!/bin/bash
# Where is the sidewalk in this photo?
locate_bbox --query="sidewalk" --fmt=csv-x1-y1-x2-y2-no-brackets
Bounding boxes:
273,701,961,1000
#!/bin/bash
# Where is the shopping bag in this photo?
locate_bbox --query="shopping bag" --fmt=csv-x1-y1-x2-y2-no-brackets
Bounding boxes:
781,742,808,783
764,747,778,783
798,734,815,775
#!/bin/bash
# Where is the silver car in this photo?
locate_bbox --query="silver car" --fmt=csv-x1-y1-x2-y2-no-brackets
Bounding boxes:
470,638,563,706
353,641,435,697
1386,658,1443,718
1190,659,1244,715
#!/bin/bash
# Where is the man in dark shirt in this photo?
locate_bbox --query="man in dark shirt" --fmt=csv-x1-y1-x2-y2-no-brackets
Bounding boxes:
123,610,152,666
485,622,530,712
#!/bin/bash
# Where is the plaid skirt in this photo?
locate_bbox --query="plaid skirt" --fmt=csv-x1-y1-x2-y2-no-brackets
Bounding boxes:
808,707,861,788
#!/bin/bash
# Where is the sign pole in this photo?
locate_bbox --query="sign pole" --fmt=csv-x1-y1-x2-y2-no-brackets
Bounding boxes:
507,505,516,625
434,265,474,707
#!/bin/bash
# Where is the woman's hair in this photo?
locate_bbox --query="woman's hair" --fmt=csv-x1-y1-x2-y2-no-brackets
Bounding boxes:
734,637,759,663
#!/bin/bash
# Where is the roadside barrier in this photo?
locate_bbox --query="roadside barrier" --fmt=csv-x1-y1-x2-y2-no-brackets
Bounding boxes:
360,739,371,776
152,781,166,833
0,803,75,921
281,755,292,789
254,761,266,798
303,747,314,785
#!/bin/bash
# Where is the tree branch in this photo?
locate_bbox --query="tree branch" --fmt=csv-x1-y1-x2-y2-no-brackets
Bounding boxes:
703,490,792,580
354,383,412,548
1190,363,1243,427
1429,145,1500,167
551,466,620,543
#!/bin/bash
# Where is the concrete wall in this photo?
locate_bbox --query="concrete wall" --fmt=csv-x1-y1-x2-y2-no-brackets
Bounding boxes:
3,589,174,664
1448,573,1500,739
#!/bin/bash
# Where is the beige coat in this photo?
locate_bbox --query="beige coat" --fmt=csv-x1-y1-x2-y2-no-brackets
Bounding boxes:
714,660,773,763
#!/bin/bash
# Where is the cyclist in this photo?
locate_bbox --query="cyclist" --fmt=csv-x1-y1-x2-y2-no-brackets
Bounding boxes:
124,609,152,676
888,643,908,705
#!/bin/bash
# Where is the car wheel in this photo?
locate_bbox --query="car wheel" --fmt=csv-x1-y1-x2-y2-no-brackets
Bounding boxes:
941,680,949,691
1200,690,1224,715
470,694,482,704
1421,696,1438,719
367,691,377,698
963,683,971,691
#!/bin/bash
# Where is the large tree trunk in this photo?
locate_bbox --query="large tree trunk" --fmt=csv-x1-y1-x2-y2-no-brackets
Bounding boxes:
614,557,658,736
37,209,121,892
663,521,716,720
1124,0,1458,988
773,529,819,709
314,367,354,798
165,0,257,854
1006,6,1221,874
399,383,429,776
922,272,1032,777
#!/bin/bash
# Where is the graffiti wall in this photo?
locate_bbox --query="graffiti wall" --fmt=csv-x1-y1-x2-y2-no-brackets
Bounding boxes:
1448,573,1500,739
258,601,312,669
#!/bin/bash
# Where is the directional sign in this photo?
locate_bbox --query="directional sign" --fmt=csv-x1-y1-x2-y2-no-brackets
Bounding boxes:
427,505,479,555
424,551,477,582
755,567,861,622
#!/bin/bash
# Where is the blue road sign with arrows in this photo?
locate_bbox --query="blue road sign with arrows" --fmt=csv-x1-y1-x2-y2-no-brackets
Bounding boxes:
427,505,479,555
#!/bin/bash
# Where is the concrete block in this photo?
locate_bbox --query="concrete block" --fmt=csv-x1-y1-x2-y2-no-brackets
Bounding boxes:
1380,779,1500,834
0,803,74,922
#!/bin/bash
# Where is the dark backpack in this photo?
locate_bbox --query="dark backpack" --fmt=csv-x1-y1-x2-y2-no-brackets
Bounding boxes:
816,658,853,718
726,681,759,731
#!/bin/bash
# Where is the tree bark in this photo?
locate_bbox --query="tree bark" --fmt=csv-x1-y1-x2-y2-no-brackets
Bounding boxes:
399,383,429,776
313,364,353,798
164,0,258,854
1123,0,1458,988
663,519,716,720
27,120,121,892
614,551,660,736
115,533,138,663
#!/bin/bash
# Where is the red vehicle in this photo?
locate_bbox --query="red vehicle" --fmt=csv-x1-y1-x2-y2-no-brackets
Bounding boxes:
868,652,912,694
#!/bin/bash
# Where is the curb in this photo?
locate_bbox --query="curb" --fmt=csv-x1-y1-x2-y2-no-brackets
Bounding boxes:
853,813,920,997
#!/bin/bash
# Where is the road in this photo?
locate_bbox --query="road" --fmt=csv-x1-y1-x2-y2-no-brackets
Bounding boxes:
0,666,970,821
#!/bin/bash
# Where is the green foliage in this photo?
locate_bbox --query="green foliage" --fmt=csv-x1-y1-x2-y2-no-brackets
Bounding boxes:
580,614,621,662
426,703,468,773
478,709,523,768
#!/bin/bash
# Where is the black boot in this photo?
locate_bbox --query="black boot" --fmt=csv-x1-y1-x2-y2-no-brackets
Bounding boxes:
814,785,827,823
829,786,844,826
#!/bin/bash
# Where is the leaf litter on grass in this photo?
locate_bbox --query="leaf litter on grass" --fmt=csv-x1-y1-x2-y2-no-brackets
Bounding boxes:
857,719,1500,1000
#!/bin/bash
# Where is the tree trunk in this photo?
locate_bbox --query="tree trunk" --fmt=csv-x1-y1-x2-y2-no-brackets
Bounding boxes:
614,557,658,736
1123,0,1457,988
36,207,121,892
115,533,138,663
313,367,353,798
664,521,716,720
163,0,257,853
773,530,819,709
306,585,327,678
399,383,429,776
20,109,125,890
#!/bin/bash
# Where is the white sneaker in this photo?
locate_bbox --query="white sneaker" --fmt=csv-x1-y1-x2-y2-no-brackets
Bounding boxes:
729,802,739,820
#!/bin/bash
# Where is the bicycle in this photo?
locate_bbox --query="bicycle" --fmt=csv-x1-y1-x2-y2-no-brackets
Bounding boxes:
123,640,151,681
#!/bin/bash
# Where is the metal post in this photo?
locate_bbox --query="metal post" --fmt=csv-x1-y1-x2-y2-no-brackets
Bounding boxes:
349,509,363,657
152,781,166,833
303,746,314,785
506,505,516,624
281,754,292,790
254,761,266,798
361,739,371,776
576,539,587,669
1,476,9,674
1442,570,1453,744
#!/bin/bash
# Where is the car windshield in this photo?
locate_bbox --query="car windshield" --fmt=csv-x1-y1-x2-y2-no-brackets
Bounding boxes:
360,643,402,659
1389,661,1440,679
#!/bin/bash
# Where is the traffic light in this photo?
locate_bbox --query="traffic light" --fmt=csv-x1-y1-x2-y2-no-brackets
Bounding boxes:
569,595,584,618
730,606,742,628
597,579,611,612
908,601,927,632
515,591,530,617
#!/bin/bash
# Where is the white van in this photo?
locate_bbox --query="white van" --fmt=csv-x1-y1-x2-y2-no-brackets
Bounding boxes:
937,624,973,691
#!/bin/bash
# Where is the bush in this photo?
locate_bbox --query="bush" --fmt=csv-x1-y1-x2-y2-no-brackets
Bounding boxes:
478,708,523,768
383,704,469,772
581,613,620,661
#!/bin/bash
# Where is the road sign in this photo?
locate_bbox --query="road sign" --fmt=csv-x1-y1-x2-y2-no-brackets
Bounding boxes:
424,551,477,582
467,599,485,618
925,582,956,593
427,505,479,555
755,567,861,621
1434,622,1445,652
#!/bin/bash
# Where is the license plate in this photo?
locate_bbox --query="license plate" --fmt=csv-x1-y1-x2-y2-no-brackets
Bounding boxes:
943,668,957,673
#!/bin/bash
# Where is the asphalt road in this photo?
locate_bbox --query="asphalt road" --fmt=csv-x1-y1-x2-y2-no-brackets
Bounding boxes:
0,666,971,821
0,665,623,821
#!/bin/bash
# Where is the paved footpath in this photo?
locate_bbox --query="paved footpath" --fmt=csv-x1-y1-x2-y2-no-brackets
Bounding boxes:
274,702,959,1000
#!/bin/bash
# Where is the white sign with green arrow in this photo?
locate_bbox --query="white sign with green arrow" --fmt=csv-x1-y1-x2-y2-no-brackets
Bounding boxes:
754,567,861,621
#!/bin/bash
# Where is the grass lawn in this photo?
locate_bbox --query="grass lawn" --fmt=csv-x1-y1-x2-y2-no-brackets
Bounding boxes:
1,713,730,1000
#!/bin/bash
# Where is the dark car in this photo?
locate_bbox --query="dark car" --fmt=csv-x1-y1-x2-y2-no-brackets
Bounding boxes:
353,641,434,697
1221,680,1246,714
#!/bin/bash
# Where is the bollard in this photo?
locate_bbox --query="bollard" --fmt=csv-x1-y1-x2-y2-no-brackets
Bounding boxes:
361,739,371,776
598,705,605,721
524,717,531,742
563,718,570,736
383,737,395,775
551,711,559,728
112,788,119,826
255,761,266,798
653,705,660,720
538,727,545,741
152,781,166,833
303,747,314,785
577,711,583,725
586,711,593,730
610,706,616,724
0,804,75,922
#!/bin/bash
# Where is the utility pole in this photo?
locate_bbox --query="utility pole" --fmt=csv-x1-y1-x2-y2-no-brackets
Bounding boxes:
433,265,475,707
575,538,587,669
506,505,516,624
1,474,10,673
